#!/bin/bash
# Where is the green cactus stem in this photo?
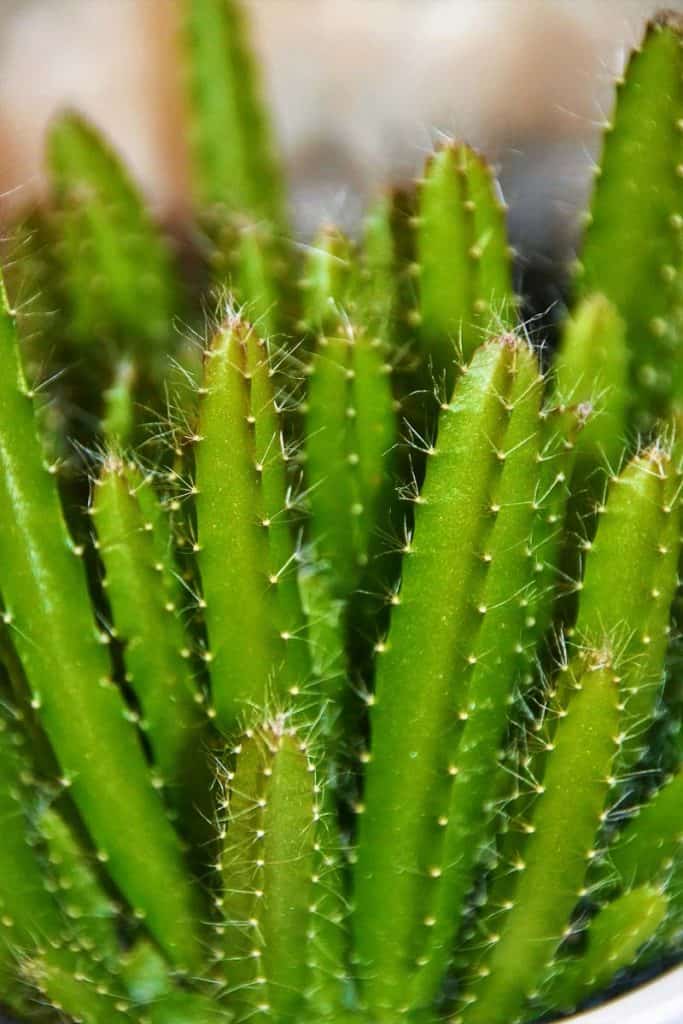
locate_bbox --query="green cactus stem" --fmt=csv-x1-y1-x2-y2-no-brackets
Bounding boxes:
574,13,683,422
231,219,284,337
20,957,131,1024
359,193,397,339
459,650,621,1024
554,294,629,491
551,294,630,619
0,716,127,1024
305,317,395,605
300,226,353,334
0,274,203,969
301,225,396,690
47,112,178,361
487,440,681,937
536,884,668,1017
218,718,346,1022
521,394,587,650
354,335,544,1015
607,771,683,890
195,314,310,730
38,806,119,968
101,361,137,446
573,443,681,769
416,144,515,386
184,0,285,228
0,716,65,966
92,456,211,838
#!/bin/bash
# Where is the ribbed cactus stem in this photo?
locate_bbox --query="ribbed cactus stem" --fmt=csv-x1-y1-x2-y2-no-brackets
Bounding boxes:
575,13,683,421
301,226,396,698
38,806,119,967
354,335,544,1014
522,396,587,651
359,193,397,338
195,314,309,730
551,294,630,617
0,275,203,970
92,455,210,836
607,771,683,890
300,226,353,333
218,718,345,1022
20,956,130,1024
554,294,629,486
0,717,127,1024
459,650,621,1024
232,219,283,337
305,322,395,602
101,360,136,446
0,716,64,960
183,0,285,227
573,442,681,769
417,144,515,385
47,113,177,358
489,439,681,924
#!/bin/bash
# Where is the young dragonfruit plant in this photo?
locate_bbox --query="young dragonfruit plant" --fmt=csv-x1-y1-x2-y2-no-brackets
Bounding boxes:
0,3,680,1023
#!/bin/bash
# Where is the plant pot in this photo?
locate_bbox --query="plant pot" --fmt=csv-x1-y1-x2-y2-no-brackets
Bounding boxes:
569,965,682,1024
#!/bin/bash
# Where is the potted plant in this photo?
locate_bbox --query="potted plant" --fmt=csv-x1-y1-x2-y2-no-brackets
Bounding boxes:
0,3,680,1022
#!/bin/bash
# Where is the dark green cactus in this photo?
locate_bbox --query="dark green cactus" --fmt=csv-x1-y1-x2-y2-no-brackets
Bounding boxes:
0,3,681,1024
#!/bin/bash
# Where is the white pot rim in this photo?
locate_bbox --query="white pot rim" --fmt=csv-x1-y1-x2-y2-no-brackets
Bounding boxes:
568,965,682,1023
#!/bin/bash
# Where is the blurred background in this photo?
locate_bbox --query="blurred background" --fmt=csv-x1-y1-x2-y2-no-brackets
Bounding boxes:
0,0,680,271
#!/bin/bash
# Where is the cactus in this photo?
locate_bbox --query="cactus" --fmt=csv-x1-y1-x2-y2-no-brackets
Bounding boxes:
416,144,516,385
574,12,683,423
216,718,346,1022
301,226,396,690
92,456,211,838
354,334,544,1012
0,3,681,1023
194,314,310,732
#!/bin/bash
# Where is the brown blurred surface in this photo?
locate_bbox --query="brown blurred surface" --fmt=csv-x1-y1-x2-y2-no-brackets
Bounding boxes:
0,1,681,258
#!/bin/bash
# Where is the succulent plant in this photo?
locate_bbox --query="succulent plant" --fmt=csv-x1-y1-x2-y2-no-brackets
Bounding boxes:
0,3,681,1023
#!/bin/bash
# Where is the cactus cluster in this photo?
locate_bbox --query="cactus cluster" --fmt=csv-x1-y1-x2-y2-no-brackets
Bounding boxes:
0,3,681,1023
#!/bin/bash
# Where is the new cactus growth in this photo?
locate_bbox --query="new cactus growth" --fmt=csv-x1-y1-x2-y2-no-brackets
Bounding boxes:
0,3,681,1023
